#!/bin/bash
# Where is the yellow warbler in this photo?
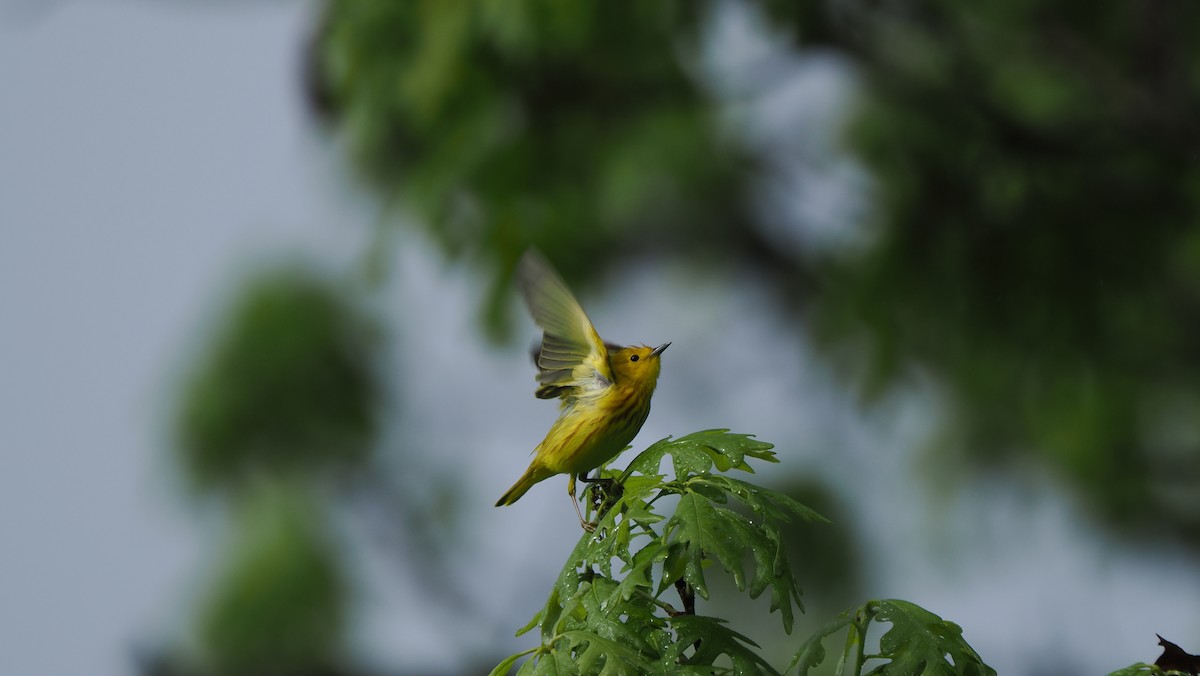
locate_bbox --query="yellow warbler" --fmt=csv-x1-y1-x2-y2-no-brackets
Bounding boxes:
495,249,669,527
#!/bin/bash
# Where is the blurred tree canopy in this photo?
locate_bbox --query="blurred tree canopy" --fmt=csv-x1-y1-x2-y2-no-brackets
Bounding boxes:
172,266,381,675
817,0,1200,542
178,266,380,492
307,0,1200,548
306,0,802,327
196,485,347,676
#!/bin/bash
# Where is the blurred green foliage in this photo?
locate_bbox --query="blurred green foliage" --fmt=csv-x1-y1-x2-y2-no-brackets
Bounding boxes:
309,0,1200,547
308,0,795,332
815,0,1200,540
196,484,346,675
170,266,381,675
177,265,380,492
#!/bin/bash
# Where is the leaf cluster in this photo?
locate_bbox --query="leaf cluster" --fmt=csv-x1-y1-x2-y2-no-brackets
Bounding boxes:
492,431,996,676
493,430,820,675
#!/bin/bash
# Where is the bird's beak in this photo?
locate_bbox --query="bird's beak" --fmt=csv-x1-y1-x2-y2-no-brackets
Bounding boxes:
650,342,671,358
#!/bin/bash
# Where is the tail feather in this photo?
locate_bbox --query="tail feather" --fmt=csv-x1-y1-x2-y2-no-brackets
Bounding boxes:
495,465,552,506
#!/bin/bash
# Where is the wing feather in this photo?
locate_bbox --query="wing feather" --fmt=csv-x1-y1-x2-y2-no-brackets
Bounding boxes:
516,249,614,397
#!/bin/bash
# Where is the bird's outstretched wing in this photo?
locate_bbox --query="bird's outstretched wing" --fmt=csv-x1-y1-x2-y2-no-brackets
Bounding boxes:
516,249,615,401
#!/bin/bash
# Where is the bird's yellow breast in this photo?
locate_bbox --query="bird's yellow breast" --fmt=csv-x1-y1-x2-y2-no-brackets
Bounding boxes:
535,385,652,475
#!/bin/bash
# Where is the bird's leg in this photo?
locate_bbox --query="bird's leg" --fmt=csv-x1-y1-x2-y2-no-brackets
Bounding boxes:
569,474,596,532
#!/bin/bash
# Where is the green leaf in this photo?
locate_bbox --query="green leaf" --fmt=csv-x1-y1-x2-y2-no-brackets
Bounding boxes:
560,630,654,675
578,577,666,660
693,475,827,525
785,610,855,675
787,602,996,676
865,600,996,676
540,585,567,644
662,615,780,676
663,493,734,600
622,430,778,481
490,647,538,676
553,528,599,607
612,539,667,607
659,541,689,596
528,647,578,675
750,521,804,630
665,491,805,633
516,607,545,637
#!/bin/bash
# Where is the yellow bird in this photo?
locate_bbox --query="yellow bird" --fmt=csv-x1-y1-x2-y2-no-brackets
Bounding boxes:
495,249,669,528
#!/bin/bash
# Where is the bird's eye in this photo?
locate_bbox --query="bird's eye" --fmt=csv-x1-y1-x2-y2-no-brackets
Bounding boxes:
630,354,640,362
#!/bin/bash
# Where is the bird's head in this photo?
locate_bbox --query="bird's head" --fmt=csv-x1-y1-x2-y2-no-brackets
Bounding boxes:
610,342,670,389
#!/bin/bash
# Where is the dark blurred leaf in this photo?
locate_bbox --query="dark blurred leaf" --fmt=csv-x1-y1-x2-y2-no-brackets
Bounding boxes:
786,609,854,676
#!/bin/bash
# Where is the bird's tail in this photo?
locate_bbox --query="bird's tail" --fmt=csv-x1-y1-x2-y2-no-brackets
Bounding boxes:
495,465,551,507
